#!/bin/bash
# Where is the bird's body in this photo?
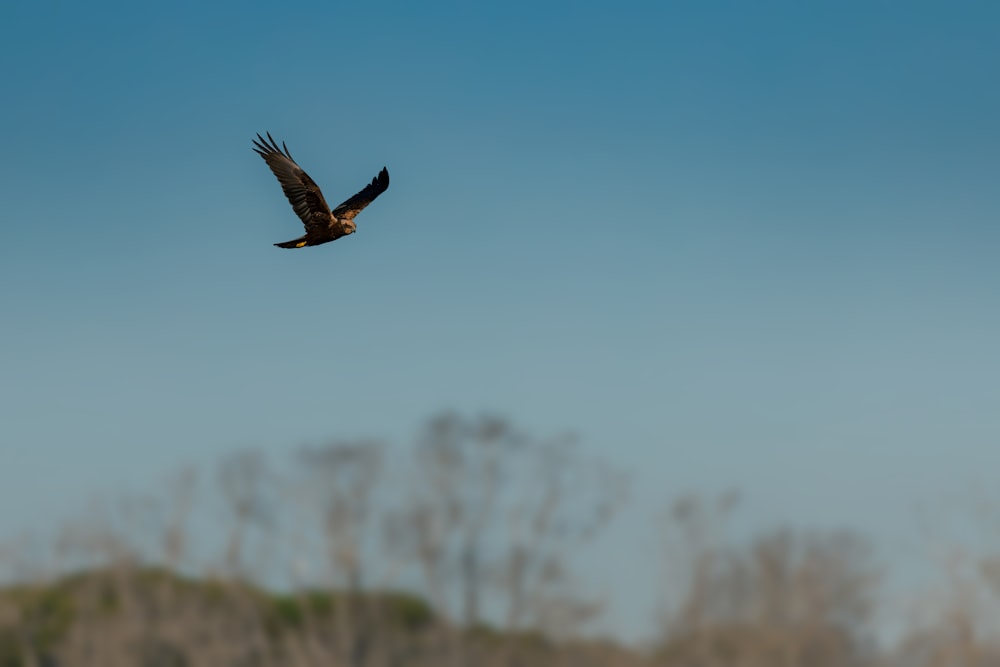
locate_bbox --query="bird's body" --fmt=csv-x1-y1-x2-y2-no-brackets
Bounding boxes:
252,132,389,248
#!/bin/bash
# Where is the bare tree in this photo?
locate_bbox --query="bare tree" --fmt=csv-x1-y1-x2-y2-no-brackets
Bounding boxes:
658,494,880,667
392,413,627,637
295,441,385,667
217,450,274,578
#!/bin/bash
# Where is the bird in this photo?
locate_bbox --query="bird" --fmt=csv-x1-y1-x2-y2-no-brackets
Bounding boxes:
252,132,389,249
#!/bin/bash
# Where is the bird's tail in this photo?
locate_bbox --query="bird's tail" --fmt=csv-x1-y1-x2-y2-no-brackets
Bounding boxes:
275,236,308,249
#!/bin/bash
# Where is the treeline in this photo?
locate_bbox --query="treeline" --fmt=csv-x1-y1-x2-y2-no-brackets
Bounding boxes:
1,414,999,666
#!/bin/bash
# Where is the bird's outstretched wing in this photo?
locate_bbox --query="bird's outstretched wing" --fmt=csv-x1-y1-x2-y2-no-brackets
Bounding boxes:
252,132,332,232
332,167,390,220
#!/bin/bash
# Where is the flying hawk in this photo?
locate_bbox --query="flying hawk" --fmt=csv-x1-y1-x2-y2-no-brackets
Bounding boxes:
252,132,389,248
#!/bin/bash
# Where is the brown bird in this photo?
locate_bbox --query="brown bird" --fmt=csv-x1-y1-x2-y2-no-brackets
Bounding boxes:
252,132,389,248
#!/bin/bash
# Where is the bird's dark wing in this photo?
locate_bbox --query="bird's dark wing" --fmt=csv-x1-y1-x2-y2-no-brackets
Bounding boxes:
252,132,332,232
331,167,390,221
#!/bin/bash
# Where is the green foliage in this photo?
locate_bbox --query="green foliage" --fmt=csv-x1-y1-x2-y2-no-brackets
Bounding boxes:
0,567,439,667
0,578,78,666
264,588,435,636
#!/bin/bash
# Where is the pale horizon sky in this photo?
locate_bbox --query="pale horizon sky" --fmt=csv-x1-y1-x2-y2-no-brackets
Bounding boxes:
3,0,1000,642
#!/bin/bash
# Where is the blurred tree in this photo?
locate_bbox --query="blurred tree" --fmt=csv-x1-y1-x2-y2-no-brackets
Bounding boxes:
658,494,880,667
390,413,627,637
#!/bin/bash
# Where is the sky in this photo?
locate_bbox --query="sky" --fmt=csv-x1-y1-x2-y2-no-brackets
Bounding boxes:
2,0,1000,641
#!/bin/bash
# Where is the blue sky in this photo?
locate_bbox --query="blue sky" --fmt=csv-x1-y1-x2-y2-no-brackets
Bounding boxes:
3,0,1000,640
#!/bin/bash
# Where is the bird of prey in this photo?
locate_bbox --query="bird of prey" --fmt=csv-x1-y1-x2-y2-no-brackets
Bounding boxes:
252,132,389,248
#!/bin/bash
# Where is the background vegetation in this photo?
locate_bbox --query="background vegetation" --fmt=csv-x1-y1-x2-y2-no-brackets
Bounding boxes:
3,414,1000,666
